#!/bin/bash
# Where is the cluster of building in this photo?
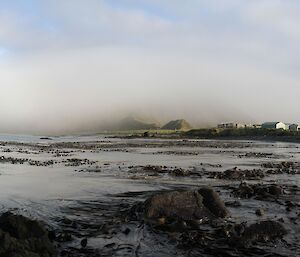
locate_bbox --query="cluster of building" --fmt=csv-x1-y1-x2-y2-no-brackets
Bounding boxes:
261,122,299,131
217,123,259,129
217,122,300,131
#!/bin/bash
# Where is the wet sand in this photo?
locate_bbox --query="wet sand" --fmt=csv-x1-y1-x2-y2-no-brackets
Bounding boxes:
0,135,299,256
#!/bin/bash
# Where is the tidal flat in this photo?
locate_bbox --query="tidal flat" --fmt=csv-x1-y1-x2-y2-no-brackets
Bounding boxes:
0,134,299,257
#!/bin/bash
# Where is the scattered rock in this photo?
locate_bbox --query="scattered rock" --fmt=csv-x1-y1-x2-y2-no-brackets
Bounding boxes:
238,152,275,158
62,158,96,167
142,165,165,173
0,156,55,166
211,167,265,180
233,182,284,199
129,165,194,177
81,238,87,248
255,208,264,216
262,161,300,175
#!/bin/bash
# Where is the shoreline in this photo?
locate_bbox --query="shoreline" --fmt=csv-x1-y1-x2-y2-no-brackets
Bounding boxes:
107,132,300,144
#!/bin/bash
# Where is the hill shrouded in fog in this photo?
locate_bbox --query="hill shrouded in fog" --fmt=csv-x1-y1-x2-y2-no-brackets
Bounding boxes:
114,116,160,131
162,119,192,131
108,117,193,131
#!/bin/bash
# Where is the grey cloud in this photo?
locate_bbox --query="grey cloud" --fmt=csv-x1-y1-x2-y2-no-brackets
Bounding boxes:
0,0,299,133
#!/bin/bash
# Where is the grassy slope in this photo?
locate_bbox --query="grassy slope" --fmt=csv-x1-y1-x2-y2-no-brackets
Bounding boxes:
96,128,300,143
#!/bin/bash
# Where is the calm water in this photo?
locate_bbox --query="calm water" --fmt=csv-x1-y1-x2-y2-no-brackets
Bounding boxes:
0,134,299,214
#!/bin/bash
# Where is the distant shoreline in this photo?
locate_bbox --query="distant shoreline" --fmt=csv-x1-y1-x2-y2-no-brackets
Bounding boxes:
0,128,299,144
184,128,300,143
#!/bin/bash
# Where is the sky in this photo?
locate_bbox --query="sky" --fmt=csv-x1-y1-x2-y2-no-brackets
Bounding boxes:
0,0,299,134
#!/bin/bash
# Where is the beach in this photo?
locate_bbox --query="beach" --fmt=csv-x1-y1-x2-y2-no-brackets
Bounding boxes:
0,134,298,256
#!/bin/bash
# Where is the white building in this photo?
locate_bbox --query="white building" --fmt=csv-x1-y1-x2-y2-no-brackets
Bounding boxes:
261,122,287,130
217,123,244,129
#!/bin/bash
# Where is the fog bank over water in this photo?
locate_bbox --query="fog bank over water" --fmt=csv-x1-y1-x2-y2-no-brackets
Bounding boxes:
0,1,299,134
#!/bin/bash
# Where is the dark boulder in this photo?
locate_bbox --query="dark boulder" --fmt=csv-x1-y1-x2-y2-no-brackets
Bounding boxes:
198,188,228,218
237,221,287,247
0,212,56,257
255,208,264,216
223,168,243,179
0,212,46,239
171,168,190,177
268,185,284,196
143,188,229,223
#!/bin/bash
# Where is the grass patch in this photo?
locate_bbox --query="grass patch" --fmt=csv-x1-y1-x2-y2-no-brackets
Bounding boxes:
185,128,300,142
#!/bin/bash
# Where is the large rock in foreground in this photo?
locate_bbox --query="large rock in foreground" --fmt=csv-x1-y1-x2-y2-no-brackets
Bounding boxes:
144,188,229,222
0,212,56,257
